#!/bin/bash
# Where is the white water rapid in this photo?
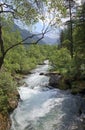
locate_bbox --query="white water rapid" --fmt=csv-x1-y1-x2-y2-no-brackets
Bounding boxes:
10,60,85,130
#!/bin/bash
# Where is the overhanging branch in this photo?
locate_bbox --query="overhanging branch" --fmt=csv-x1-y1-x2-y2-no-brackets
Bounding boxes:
3,23,53,56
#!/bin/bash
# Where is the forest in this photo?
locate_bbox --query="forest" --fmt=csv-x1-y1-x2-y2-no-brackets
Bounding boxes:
0,0,85,130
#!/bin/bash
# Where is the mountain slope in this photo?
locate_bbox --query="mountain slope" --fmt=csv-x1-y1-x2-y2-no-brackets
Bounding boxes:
14,24,46,44
14,24,60,45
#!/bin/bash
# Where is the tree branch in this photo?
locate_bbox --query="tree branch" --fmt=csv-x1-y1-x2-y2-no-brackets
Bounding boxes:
3,24,52,56
0,2,22,19
3,32,44,56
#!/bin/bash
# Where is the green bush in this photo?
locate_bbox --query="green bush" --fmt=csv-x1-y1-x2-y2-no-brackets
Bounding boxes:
0,72,17,114
49,48,71,74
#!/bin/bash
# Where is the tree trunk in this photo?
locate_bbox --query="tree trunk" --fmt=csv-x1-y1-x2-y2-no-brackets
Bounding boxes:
69,0,73,58
0,25,5,69
0,56,4,69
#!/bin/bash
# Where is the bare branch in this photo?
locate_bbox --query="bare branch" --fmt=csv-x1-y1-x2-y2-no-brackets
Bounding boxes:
3,25,52,56
0,2,22,19
34,33,44,44
3,32,43,56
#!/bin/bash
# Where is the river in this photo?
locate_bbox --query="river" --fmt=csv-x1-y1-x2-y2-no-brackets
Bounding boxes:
10,60,85,130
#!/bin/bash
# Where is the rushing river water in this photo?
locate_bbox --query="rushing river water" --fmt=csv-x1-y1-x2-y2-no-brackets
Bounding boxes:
10,61,85,130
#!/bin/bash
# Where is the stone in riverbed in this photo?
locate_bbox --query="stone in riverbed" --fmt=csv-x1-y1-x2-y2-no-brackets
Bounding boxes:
48,72,62,88
39,73,44,75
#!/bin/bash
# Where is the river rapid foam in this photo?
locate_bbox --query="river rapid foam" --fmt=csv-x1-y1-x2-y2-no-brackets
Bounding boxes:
10,61,85,130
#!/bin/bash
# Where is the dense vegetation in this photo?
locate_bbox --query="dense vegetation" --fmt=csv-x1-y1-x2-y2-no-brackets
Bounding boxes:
57,3,85,93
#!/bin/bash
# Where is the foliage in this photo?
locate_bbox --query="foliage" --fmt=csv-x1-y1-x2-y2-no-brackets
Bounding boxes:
49,48,71,73
0,88,8,114
4,44,50,74
0,0,42,69
0,71,17,114
0,0,38,24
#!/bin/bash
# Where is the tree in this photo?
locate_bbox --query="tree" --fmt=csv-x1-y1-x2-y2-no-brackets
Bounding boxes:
60,25,71,51
0,0,39,69
59,2,85,77
0,0,60,69
73,3,85,75
62,0,77,58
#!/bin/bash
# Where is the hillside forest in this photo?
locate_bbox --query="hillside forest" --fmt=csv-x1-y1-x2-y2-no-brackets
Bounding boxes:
0,0,85,130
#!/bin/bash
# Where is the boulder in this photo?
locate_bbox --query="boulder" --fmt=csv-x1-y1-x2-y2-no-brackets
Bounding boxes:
39,73,44,75
48,73,62,88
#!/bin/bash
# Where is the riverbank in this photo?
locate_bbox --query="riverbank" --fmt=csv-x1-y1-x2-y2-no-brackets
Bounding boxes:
0,90,19,130
0,113,11,130
43,72,85,96
0,73,23,130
